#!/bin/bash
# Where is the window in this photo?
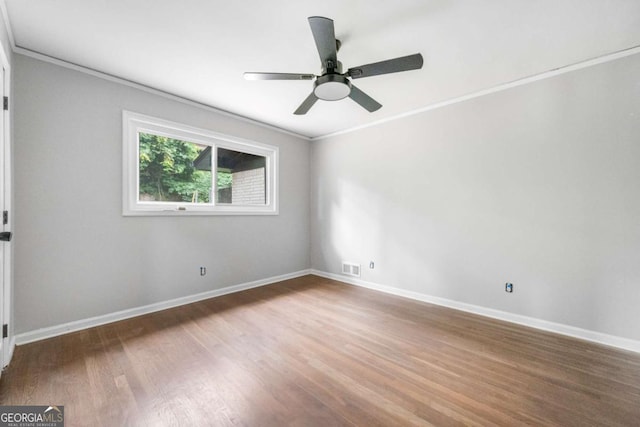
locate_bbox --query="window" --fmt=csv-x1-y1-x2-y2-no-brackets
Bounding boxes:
123,111,278,215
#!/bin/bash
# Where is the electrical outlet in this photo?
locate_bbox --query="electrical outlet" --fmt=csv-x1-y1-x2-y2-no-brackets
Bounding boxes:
505,282,513,293
200,267,207,276
369,261,375,269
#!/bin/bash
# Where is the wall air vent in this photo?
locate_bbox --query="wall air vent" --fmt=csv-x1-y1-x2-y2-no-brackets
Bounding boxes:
341,262,361,277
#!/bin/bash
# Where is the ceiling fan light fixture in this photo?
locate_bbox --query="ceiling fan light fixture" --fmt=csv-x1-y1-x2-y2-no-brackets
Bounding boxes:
245,16,423,114
314,74,351,101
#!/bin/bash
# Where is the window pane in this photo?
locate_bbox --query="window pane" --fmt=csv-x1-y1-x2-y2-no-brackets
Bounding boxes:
138,132,212,204
216,147,266,205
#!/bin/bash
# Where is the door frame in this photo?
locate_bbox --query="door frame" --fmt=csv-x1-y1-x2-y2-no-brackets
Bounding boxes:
0,38,12,369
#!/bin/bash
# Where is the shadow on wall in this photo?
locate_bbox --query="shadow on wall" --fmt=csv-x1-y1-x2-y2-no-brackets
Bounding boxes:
312,134,602,332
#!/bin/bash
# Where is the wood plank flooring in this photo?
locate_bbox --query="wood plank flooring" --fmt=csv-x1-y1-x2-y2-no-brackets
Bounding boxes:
1,275,639,426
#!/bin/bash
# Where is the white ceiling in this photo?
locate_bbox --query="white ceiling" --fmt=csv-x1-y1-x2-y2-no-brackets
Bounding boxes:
3,1,640,139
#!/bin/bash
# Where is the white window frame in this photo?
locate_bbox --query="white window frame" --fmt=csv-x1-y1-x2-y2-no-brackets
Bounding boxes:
123,111,278,216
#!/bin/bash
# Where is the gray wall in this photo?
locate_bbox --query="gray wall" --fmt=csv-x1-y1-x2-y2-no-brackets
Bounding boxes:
14,54,310,333
12,46,640,343
311,53,640,341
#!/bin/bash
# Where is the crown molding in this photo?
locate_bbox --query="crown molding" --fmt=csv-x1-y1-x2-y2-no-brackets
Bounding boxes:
311,44,640,141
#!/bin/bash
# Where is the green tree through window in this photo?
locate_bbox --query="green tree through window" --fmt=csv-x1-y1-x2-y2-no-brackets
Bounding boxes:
138,133,212,203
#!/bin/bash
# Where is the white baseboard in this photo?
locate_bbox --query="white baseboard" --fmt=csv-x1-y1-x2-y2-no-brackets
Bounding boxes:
15,269,640,354
15,269,312,346
310,270,640,354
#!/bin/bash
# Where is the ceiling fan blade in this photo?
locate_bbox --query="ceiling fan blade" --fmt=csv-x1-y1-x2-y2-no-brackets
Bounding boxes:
349,85,382,112
308,16,337,67
348,53,423,79
294,92,319,115
244,72,315,81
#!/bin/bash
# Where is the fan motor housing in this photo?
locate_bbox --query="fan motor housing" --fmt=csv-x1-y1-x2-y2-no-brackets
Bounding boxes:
314,74,352,101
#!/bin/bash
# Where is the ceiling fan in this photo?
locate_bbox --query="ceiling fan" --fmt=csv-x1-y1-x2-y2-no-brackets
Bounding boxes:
244,16,424,115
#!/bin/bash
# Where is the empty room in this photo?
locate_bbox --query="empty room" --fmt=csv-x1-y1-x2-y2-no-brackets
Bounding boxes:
0,1,639,425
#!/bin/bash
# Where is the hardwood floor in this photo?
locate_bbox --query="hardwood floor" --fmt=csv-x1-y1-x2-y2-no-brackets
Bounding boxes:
1,275,639,426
